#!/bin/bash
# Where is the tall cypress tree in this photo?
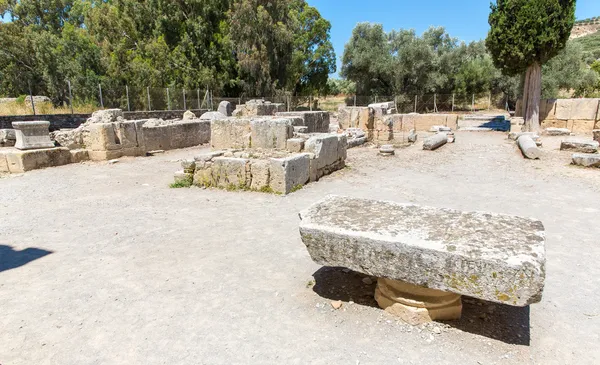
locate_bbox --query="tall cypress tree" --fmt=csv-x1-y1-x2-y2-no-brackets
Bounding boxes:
486,0,575,132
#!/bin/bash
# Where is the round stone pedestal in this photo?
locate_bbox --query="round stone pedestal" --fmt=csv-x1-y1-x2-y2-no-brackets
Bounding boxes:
375,278,462,325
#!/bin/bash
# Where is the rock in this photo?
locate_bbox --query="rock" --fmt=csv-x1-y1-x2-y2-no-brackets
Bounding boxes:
593,130,600,143
331,300,343,310
430,125,452,133
0,129,16,147
446,132,456,143
182,110,196,120
250,159,271,191
200,111,226,121
408,129,418,143
286,138,305,153
560,139,599,154
508,132,540,141
146,150,165,156
211,157,250,189
173,170,193,184
295,126,310,134
545,128,571,136
24,95,51,105
194,151,225,162
269,154,310,194
108,159,119,164
0,147,71,173
299,195,546,306
87,109,124,124
251,119,293,149
379,145,395,156
518,135,542,159
423,133,448,151
181,159,196,173
572,153,600,168
362,277,374,285
218,101,233,117
12,121,55,150
69,149,89,163
432,327,442,335
50,129,83,149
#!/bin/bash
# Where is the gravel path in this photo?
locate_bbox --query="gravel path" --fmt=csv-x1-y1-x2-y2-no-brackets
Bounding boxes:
1,131,599,364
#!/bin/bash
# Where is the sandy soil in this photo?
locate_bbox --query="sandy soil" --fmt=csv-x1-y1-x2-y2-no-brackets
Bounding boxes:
1,131,599,365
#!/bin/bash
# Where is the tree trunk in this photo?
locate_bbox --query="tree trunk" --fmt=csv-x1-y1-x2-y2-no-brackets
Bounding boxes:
522,62,542,133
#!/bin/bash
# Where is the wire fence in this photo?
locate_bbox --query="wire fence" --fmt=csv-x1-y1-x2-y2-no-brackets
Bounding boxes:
1,81,515,116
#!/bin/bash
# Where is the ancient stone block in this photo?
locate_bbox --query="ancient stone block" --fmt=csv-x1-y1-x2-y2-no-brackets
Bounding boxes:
250,118,293,149
305,134,342,171
567,120,596,133
269,154,310,194
0,129,16,147
593,130,600,143
560,139,599,154
211,118,252,150
250,159,271,191
518,135,541,159
276,112,330,133
545,128,571,136
200,111,226,120
211,157,250,189
218,101,233,117
555,99,600,120
12,121,55,150
299,195,546,306
286,138,305,153
572,153,600,168
508,132,540,141
194,151,225,162
338,107,373,130
168,120,211,149
70,149,89,163
1,147,72,173
423,133,447,151
87,109,124,124
541,120,568,129
88,123,121,151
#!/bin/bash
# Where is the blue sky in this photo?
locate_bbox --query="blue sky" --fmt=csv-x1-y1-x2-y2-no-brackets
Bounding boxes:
308,0,600,77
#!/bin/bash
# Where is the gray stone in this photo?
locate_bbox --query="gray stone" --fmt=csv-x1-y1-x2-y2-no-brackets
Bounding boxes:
572,153,600,168
560,139,599,154
218,101,233,117
379,145,395,156
87,109,124,124
305,134,342,171
200,111,226,121
430,125,452,132
275,112,330,133
211,157,250,189
593,130,600,143
250,160,271,191
194,151,225,162
286,138,305,153
295,126,309,134
250,118,293,149
183,110,196,120
347,136,367,148
211,119,252,150
408,129,417,143
423,133,448,151
446,132,456,143
545,128,571,136
518,135,542,159
51,129,83,149
12,121,55,150
298,195,546,306
508,132,540,141
269,154,310,194
0,129,16,147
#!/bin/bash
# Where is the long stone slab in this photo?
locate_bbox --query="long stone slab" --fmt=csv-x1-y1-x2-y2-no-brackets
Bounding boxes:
560,139,599,154
572,153,600,168
299,195,546,306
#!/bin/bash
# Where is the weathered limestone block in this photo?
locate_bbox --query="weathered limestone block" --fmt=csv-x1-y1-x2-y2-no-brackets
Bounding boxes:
593,130,600,143
0,147,72,173
560,139,599,154
200,111,226,120
286,138,305,153
369,101,396,118
338,107,374,130
233,100,285,117
430,125,452,132
211,157,250,189
567,120,596,133
211,118,252,150
183,110,196,120
402,114,453,132
250,159,271,190
305,134,343,171
299,195,546,306
379,145,395,156
408,129,417,143
167,120,211,149
269,154,310,194
337,134,348,162
518,135,541,159
572,153,600,168
87,109,124,124
218,101,233,117
70,149,89,163
555,99,599,120
12,121,55,150
276,112,330,133
51,129,83,149
250,118,293,149
181,159,196,173
194,151,224,162
423,133,448,151
545,128,571,136
0,129,16,147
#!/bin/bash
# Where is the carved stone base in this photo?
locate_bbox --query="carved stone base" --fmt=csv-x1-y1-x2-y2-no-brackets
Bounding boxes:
375,278,462,325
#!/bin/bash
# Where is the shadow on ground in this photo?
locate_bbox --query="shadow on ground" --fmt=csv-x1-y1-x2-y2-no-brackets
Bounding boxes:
312,266,530,346
0,245,53,273
312,266,378,308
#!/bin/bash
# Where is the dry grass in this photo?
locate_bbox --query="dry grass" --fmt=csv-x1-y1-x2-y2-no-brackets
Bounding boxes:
0,101,98,116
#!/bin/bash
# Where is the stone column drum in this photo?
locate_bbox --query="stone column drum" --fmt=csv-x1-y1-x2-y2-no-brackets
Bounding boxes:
12,121,55,150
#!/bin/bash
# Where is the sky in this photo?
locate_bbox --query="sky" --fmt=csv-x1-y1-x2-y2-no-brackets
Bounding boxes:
307,0,600,77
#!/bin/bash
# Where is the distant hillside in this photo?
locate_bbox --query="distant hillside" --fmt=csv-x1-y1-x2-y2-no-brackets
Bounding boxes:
572,30,600,61
571,17,600,39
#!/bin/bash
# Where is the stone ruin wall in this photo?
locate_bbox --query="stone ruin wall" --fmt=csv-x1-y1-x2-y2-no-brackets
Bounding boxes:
516,98,600,133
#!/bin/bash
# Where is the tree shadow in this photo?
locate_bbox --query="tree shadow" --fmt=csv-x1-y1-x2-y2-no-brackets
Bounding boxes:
0,245,53,273
312,266,530,346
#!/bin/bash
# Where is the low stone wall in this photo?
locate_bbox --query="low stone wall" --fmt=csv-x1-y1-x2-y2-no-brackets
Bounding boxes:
0,109,208,131
516,99,600,132
275,111,330,133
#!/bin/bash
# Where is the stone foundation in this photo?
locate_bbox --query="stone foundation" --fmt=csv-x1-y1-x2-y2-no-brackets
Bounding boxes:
276,111,330,133
232,99,285,117
0,147,72,173
516,98,600,133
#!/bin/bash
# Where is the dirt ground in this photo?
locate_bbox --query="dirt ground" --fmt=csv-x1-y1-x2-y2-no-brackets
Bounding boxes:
1,131,599,365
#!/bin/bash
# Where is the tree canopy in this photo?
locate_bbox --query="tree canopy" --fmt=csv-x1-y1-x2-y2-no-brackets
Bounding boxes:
0,0,336,102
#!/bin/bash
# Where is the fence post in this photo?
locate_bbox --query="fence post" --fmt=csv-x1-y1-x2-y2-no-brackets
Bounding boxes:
166,88,170,110
414,95,417,113
374,95,378,104
488,92,492,110
353,95,356,107
309,95,313,111
68,80,74,115
197,89,201,110
471,94,475,112
147,87,151,111
126,85,131,112
28,82,36,116
434,93,437,113
183,89,187,110
452,93,455,112
98,84,104,109
287,95,290,112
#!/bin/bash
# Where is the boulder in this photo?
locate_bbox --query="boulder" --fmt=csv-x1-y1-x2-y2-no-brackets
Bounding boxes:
87,109,124,124
183,110,196,120
572,153,600,168
218,101,233,117
51,129,83,149
560,139,599,154
298,195,546,306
